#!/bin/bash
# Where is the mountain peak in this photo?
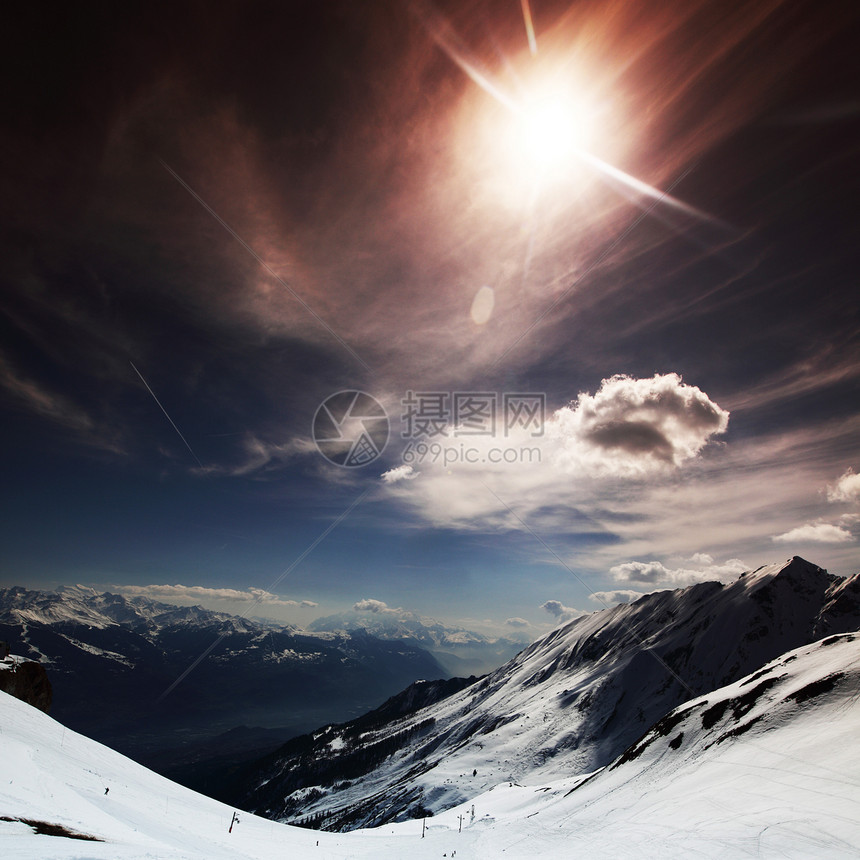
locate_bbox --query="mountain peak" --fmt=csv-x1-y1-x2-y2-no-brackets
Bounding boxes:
780,555,828,575
739,556,833,593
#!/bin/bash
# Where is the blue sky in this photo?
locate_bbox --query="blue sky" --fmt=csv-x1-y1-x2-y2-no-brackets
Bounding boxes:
1,0,858,638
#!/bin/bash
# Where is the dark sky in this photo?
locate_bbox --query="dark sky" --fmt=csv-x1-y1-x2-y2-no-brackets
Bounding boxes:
1,0,858,634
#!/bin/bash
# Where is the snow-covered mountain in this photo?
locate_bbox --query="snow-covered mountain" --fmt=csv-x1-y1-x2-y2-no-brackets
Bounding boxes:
2,628,858,858
235,557,860,829
309,610,530,675
0,585,448,774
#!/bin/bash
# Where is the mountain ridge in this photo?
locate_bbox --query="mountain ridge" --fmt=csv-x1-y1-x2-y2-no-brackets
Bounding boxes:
234,556,860,829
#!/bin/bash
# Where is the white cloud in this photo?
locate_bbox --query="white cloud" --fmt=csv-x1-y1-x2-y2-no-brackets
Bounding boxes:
353,598,397,614
689,552,714,565
540,600,585,623
610,561,672,585
772,522,854,544
108,583,314,607
381,464,419,484
609,557,747,588
589,589,648,605
505,617,530,628
549,373,729,478
827,468,860,504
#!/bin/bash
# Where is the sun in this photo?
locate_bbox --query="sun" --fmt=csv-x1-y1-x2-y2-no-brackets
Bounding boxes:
515,89,595,177
466,79,602,208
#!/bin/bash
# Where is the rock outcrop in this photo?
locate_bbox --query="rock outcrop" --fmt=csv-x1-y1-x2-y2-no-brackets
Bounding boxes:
0,659,52,713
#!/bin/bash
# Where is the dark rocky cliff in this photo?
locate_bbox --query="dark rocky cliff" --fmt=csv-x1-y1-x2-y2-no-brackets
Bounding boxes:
0,659,53,713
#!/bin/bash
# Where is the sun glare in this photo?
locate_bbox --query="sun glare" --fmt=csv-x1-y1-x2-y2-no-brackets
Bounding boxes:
520,97,591,169
499,84,598,188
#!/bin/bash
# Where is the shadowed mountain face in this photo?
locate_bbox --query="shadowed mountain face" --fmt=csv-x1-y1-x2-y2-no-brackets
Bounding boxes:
231,557,860,830
0,586,448,770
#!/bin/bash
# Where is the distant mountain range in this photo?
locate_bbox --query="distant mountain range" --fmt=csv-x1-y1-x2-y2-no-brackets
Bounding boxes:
0,585,449,776
308,610,530,675
231,557,860,830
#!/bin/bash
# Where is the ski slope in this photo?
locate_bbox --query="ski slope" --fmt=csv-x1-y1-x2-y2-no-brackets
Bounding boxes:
2,632,859,858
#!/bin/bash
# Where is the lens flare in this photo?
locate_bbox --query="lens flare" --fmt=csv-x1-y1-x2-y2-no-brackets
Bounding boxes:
470,285,495,325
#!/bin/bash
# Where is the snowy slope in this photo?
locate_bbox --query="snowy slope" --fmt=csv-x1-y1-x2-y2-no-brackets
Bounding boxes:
553,630,860,857
2,633,859,858
238,557,860,827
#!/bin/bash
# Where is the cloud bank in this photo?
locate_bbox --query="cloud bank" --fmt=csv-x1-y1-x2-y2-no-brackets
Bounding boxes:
609,557,747,589
109,583,317,608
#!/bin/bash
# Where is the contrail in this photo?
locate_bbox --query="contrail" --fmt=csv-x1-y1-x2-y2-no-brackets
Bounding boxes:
129,361,204,469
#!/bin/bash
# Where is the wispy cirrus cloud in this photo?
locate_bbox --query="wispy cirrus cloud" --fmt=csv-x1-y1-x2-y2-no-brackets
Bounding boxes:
195,434,318,477
0,352,129,454
0,353,94,433
68,0,838,397
109,583,318,608
772,522,854,544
